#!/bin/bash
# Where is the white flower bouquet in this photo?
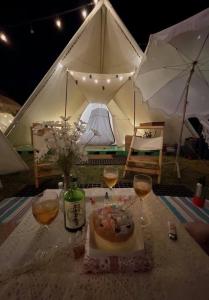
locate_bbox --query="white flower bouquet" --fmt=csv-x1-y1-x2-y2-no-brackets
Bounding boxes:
35,116,99,188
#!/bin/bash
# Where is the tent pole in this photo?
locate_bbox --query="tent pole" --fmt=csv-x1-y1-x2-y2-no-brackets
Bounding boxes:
64,70,69,119
175,61,196,178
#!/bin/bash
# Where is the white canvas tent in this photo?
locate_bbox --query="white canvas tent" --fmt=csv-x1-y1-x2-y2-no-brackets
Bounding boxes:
5,0,193,147
0,130,28,175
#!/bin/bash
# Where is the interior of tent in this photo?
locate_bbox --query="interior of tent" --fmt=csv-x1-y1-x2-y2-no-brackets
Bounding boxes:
80,105,114,145
6,0,194,150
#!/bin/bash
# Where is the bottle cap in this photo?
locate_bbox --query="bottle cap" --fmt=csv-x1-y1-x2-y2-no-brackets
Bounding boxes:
195,182,202,197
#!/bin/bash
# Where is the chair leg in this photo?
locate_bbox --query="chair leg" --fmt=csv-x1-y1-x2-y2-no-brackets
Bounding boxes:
35,177,39,189
157,174,161,184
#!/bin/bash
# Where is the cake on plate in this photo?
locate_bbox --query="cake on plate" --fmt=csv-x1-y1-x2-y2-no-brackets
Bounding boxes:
92,205,135,252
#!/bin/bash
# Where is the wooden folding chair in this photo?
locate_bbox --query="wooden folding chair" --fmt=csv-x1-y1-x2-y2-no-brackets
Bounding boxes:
31,123,61,188
123,126,164,183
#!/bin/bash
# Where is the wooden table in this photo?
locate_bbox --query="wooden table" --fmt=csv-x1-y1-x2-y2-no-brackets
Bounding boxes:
0,188,209,300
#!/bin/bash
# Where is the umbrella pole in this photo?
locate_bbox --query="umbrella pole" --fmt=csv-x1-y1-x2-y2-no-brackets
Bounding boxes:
175,62,196,178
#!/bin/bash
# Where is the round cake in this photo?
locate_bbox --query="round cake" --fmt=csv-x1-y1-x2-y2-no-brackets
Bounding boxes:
92,205,135,252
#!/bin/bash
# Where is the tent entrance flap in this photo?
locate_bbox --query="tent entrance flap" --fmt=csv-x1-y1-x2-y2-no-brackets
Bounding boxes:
80,106,115,145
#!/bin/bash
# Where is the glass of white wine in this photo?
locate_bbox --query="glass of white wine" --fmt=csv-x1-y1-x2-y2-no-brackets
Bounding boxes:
133,174,152,226
32,190,59,228
103,166,119,204
31,190,60,263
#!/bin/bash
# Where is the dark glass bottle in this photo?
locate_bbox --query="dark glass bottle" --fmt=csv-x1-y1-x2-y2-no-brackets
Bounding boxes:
64,178,85,232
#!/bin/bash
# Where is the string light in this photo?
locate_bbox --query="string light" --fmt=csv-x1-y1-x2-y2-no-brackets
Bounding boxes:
82,9,87,19
106,78,111,84
55,18,62,29
94,79,98,84
70,71,74,76
0,3,94,45
56,62,63,70
0,32,8,43
82,76,86,81
119,76,123,81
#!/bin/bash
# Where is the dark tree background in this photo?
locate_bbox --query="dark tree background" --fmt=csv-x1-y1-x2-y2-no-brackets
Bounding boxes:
0,0,208,104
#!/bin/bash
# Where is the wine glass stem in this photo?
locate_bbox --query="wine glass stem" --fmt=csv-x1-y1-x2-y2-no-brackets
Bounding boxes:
139,197,144,222
109,187,113,203
39,224,49,232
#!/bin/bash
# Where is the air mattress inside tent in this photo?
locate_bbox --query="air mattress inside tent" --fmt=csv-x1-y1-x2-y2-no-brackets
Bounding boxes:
80,108,115,145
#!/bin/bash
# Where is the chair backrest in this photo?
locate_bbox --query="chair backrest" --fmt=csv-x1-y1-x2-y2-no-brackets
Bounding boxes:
31,123,54,161
131,136,163,151
124,125,164,183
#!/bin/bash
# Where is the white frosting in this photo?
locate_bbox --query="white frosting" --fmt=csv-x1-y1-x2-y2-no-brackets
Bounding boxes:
94,228,136,253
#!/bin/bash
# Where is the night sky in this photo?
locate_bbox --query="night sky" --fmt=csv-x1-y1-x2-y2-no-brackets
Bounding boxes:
0,0,208,105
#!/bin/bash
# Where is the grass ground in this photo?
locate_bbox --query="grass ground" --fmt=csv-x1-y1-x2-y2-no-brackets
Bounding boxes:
1,153,209,201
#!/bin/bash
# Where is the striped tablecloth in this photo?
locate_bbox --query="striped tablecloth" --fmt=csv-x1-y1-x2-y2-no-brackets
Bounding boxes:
159,196,209,224
0,196,32,245
0,196,32,224
1,195,209,227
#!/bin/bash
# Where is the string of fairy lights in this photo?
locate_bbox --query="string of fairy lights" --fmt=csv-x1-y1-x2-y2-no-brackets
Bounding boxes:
0,0,98,45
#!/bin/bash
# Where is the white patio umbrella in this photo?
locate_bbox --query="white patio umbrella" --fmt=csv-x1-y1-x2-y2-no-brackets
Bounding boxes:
135,7,209,178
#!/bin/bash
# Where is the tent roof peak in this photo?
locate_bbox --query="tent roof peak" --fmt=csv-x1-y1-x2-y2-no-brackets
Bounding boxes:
5,0,143,139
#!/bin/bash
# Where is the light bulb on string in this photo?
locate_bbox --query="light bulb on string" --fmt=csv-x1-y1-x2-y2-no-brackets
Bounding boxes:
106,78,111,84
56,62,63,70
30,25,35,34
0,32,8,44
94,79,98,84
55,18,62,29
119,76,123,81
82,9,87,19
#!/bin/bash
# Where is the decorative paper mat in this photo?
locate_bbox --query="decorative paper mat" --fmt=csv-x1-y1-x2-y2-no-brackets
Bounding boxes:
83,198,154,273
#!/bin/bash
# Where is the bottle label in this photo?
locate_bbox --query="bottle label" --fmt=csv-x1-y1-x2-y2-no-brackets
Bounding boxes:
65,200,85,229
